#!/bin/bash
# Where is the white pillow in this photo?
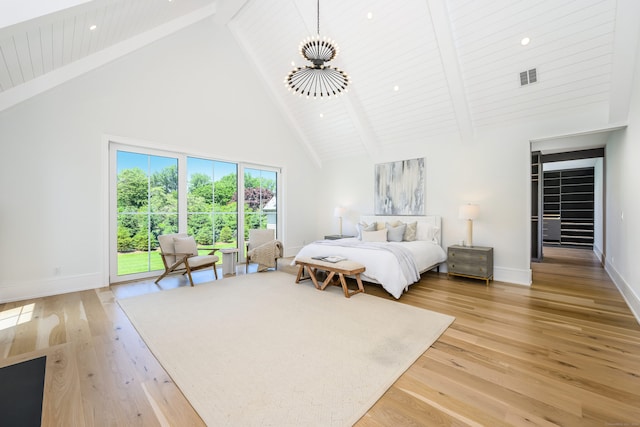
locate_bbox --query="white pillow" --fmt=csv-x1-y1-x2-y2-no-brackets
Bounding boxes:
361,229,387,242
416,222,440,243
173,236,198,256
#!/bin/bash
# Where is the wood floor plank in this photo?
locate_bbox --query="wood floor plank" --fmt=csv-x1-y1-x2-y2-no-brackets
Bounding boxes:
41,343,86,426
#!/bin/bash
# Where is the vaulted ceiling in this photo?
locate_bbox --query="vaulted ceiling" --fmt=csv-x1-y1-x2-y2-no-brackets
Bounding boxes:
1,0,637,166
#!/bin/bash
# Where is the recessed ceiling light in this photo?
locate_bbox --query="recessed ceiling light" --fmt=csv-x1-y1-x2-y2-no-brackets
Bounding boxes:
367,12,373,20
89,24,97,31
521,37,530,46
319,113,324,118
291,61,295,67
393,85,399,92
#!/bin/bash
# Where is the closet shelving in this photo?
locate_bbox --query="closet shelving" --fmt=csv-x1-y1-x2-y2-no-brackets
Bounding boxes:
542,167,594,248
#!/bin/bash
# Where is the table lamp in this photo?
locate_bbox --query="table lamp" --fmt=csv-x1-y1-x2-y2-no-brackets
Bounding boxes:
334,207,346,236
459,203,479,247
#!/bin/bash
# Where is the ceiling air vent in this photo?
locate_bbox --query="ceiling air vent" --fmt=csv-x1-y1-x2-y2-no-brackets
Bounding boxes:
520,68,537,86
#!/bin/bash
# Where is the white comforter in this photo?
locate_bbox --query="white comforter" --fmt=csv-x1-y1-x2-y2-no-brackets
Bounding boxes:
293,238,447,299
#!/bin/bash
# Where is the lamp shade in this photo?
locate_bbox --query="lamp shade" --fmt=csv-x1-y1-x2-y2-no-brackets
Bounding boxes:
334,207,346,217
459,204,479,220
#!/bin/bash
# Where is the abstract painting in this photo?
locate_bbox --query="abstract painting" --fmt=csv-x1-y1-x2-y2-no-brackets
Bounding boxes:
374,158,425,215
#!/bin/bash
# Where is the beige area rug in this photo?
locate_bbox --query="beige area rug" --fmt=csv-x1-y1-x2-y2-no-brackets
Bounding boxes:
118,271,454,426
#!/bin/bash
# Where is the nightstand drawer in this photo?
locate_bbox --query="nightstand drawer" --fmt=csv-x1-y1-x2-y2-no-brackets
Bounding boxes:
448,251,489,263
448,262,490,276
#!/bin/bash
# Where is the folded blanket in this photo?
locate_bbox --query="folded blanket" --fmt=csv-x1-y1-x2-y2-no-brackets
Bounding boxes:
249,240,284,271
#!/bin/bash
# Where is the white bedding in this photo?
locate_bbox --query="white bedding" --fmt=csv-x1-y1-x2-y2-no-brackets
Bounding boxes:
293,238,446,299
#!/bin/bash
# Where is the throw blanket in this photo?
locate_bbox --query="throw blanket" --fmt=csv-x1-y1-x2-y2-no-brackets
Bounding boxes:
249,240,284,271
313,239,420,284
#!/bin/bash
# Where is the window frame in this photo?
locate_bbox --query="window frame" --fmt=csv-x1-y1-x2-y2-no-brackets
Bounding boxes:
108,140,281,284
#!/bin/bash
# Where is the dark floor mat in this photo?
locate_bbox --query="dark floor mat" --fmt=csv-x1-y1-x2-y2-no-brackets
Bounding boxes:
0,355,46,427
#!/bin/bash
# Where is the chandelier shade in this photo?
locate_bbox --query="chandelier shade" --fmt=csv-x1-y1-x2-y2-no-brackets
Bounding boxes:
286,63,349,98
285,1,350,98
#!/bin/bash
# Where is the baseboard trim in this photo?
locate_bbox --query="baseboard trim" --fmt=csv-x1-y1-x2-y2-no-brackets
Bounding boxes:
605,261,640,325
0,273,104,304
593,245,605,266
494,266,532,286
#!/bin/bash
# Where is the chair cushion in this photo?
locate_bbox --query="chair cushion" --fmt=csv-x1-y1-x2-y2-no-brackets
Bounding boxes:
173,236,198,256
188,255,219,268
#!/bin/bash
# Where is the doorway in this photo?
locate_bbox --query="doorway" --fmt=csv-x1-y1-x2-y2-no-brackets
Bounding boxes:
531,148,604,263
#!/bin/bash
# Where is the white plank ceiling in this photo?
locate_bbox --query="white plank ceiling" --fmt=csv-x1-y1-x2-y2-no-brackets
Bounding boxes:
1,0,633,166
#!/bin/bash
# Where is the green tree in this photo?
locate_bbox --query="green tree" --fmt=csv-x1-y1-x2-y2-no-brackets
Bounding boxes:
214,174,237,205
219,226,234,243
151,164,178,194
118,168,148,209
189,173,213,202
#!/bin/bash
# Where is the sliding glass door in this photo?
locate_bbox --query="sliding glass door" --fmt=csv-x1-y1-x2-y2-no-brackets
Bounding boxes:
243,167,278,239
187,158,239,251
109,142,281,283
115,151,178,277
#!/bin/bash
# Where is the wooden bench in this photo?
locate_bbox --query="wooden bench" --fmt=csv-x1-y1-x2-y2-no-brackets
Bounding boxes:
294,257,366,298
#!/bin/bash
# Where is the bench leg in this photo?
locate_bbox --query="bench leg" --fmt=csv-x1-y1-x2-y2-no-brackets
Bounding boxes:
296,264,323,290
308,267,322,289
320,271,336,290
355,274,365,294
340,273,365,298
295,264,306,283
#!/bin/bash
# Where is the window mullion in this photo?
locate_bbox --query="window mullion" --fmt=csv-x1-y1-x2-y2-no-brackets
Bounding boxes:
178,155,188,233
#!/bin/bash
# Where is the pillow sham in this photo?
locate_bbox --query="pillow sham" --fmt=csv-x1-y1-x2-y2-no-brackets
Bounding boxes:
377,220,401,230
385,222,406,242
403,221,417,241
173,236,198,256
356,221,377,239
361,229,387,242
416,222,440,243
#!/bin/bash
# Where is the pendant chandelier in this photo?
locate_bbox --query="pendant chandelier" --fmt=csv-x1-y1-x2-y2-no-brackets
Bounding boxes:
285,0,350,98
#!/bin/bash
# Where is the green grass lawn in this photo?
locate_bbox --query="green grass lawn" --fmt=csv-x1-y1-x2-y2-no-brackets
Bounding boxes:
117,243,240,276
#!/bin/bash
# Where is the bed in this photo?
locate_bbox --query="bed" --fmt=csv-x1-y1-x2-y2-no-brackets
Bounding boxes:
293,215,446,299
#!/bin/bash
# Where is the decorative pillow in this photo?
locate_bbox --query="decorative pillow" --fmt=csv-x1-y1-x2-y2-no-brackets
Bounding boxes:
403,221,417,241
361,229,387,242
416,222,440,244
385,222,406,242
173,236,198,256
356,222,377,239
377,220,401,231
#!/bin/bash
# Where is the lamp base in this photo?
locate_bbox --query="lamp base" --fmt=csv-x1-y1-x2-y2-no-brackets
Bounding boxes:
466,219,473,247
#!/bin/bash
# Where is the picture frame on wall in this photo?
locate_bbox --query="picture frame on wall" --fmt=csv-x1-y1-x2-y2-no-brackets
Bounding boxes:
374,157,425,215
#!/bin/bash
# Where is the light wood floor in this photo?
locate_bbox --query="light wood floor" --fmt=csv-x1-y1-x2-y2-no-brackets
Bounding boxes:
1,248,639,426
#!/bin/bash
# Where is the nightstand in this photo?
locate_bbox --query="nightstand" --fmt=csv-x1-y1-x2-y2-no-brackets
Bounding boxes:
324,235,355,240
447,245,493,286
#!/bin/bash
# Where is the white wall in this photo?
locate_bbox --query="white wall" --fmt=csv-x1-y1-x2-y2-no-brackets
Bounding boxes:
604,34,640,320
0,18,321,303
